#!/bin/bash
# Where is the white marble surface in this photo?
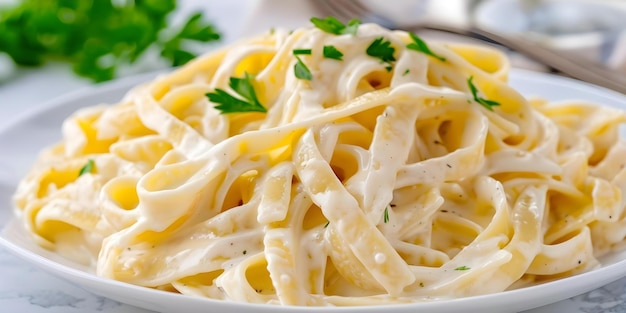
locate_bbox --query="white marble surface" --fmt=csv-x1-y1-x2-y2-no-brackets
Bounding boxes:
2,1,626,312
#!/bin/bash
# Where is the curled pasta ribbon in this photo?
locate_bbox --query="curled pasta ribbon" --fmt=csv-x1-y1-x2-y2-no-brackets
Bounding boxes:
12,22,626,306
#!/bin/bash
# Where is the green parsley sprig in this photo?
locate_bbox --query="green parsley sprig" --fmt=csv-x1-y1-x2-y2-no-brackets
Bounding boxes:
407,33,446,62
366,37,396,71
367,37,396,64
206,73,267,114
0,0,220,82
310,16,360,35
468,76,501,111
160,12,221,67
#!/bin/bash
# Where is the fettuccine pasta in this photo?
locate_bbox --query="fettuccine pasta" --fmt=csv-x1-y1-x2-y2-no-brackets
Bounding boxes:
12,20,626,306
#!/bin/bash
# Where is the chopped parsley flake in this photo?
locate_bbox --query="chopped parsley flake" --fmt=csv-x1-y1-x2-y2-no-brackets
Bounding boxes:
293,48,312,55
455,266,471,271
383,206,390,223
468,76,500,111
403,69,410,76
323,45,344,60
78,159,95,177
206,72,267,114
310,16,360,35
406,33,446,62
294,56,312,80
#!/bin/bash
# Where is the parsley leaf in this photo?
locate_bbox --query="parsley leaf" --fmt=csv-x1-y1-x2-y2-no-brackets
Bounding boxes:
206,73,267,114
310,16,360,35
343,19,361,36
366,37,396,64
311,16,343,34
173,12,221,42
323,45,343,60
468,76,500,111
406,33,446,62
294,56,312,80
230,73,260,104
454,266,471,271
161,12,221,67
78,159,95,177
293,49,312,55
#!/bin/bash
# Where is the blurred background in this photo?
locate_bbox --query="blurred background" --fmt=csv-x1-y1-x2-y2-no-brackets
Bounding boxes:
0,0,625,115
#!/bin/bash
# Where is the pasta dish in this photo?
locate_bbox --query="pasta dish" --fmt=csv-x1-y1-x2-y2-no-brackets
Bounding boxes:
12,18,626,306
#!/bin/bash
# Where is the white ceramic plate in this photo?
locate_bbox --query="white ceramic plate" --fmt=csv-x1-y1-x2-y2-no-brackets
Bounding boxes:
1,70,626,313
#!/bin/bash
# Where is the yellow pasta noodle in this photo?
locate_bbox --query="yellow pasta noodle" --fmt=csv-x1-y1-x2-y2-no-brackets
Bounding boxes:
12,20,626,306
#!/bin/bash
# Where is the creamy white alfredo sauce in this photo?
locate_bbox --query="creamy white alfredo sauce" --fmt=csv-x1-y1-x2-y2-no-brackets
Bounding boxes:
12,19,626,306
